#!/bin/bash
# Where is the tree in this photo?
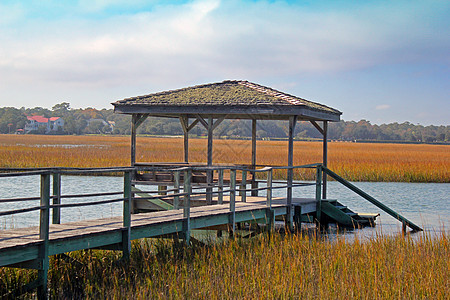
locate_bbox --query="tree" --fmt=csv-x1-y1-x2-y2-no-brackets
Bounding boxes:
85,120,105,134
52,102,71,115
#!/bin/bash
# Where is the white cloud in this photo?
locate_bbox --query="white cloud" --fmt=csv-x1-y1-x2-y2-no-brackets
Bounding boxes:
376,104,391,110
0,0,449,115
2,1,448,83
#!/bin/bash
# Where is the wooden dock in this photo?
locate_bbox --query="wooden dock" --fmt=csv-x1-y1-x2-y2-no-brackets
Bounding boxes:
0,164,422,298
0,196,316,266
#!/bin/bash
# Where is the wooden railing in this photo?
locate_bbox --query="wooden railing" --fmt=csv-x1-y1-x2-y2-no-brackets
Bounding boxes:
0,163,422,244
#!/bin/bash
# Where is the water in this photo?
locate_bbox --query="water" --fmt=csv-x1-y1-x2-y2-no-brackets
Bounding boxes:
0,175,123,229
273,181,449,237
1,175,448,238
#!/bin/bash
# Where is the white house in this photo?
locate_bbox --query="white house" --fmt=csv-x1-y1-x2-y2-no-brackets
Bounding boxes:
24,116,64,133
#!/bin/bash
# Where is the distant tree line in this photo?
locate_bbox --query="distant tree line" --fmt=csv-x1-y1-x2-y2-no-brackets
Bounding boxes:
0,103,448,143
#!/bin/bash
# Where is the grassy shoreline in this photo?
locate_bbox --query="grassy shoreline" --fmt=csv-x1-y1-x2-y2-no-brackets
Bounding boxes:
1,231,448,298
0,134,449,183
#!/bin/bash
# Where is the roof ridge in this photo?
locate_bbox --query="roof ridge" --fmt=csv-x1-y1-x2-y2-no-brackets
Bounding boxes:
125,80,240,101
237,81,305,106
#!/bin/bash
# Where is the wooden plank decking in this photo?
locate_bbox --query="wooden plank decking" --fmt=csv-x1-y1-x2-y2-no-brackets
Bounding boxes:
0,197,316,268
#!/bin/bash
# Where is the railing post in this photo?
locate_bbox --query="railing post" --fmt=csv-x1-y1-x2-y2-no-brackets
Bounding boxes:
158,185,167,195
206,169,213,204
266,168,272,208
183,169,192,243
174,170,180,209
315,165,323,225
122,170,132,259
38,173,50,299
266,168,274,230
251,178,259,197
52,171,61,224
229,169,236,237
286,167,294,232
240,169,247,202
218,169,224,204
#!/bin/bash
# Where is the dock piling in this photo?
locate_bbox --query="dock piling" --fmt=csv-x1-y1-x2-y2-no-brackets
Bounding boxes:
183,169,192,243
52,172,61,224
229,169,236,236
122,170,132,259
38,173,50,300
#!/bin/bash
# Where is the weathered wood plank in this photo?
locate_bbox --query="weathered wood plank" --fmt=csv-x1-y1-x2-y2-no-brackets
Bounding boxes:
0,194,320,270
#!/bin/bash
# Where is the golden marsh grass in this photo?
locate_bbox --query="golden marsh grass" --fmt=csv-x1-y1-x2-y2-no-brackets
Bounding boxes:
0,134,448,182
1,232,448,298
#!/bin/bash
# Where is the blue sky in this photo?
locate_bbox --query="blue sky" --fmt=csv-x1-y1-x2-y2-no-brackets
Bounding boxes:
0,0,448,125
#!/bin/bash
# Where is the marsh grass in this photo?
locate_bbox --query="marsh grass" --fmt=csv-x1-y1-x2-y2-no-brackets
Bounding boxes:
1,231,448,299
0,135,448,182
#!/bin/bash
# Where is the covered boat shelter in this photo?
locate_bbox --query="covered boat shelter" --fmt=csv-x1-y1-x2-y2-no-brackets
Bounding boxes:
112,80,342,206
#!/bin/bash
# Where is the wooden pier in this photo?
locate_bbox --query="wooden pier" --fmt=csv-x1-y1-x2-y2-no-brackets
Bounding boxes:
0,164,422,298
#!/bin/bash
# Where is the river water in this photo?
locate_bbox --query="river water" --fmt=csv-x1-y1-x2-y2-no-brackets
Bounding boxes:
1,175,448,238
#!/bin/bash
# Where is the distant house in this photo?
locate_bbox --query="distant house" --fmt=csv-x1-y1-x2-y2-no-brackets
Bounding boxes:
24,116,64,134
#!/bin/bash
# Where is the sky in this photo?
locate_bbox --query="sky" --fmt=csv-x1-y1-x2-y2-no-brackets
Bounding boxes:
0,0,449,125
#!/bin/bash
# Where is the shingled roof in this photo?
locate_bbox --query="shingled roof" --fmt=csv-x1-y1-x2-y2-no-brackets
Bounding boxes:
112,80,341,121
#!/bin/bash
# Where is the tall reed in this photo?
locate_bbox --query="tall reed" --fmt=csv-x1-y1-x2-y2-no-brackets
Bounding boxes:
1,231,448,298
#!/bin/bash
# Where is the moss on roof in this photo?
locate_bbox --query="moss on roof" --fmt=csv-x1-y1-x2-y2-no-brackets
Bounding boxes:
113,80,341,114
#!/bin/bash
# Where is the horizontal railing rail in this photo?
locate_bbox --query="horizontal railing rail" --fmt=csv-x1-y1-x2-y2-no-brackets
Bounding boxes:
49,198,126,209
59,191,124,199
0,196,42,203
0,206,44,217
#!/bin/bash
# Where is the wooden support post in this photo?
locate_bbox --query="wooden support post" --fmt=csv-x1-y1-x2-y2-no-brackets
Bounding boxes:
38,173,50,299
294,205,302,231
180,117,200,163
130,114,148,179
52,172,61,224
315,165,323,225
323,121,328,199
206,117,214,204
266,168,274,231
286,116,297,231
122,171,132,259
240,169,247,202
183,169,192,243
131,114,138,167
229,169,236,236
184,132,189,162
180,116,189,163
174,171,180,209
207,117,213,166
218,169,224,204
266,168,272,208
251,119,258,196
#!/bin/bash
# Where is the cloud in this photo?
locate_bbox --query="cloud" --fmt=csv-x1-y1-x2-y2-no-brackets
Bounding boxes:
375,104,391,110
0,0,449,113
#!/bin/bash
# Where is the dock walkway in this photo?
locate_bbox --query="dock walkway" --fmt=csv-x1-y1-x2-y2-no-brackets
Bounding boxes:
1,197,315,268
